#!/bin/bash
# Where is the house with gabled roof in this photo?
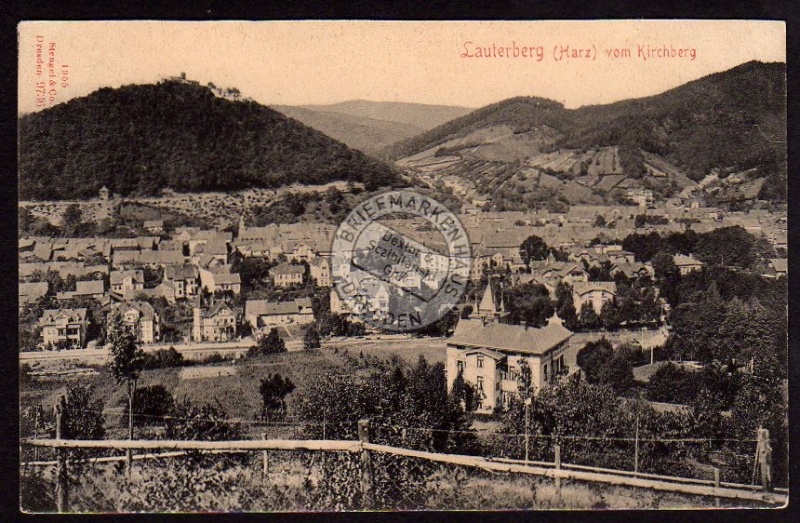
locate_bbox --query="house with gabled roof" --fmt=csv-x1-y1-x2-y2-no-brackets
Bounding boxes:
269,262,305,288
32,242,53,262
198,265,241,295
310,257,332,287
111,251,142,268
572,281,617,314
765,258,787,279
56,279,106,302
164,264,199,298
38,308,90,349
245,298,315,332
610,262,654,280
446,315,573,412
192,299,240,342
672,254,704,275
19,281,49,308
110,270,145,294
109,301,160,343
606,249,636,265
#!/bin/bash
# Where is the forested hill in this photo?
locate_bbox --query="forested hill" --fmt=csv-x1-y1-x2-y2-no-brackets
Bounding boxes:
560,61,787,183
19,81,403,200
383,61,786,187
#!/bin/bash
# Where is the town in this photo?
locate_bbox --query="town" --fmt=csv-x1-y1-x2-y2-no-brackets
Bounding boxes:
17,26,787,510
19,185,786,355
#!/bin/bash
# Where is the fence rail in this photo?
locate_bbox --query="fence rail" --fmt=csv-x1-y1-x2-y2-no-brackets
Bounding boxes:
21,432,786,511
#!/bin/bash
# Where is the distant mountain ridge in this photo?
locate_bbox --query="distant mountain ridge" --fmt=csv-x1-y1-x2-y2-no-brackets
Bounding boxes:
272,105,425,156
18,81,403,200
299,100,474,130
385,61,786,206
273,100,473,155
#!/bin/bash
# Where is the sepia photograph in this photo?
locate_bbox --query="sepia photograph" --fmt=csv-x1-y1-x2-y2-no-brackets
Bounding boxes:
17,20,787,512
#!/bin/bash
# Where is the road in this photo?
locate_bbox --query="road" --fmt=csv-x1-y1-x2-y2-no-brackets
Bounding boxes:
19,334,435,364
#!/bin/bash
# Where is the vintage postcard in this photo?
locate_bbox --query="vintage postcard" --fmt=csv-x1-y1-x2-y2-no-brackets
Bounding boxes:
18,20,787,512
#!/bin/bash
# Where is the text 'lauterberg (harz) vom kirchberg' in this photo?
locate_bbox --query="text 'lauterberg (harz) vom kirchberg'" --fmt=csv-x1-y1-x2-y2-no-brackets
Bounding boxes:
461,41,697,61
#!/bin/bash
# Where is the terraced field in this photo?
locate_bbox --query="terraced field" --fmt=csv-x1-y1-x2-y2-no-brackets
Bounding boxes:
399,135,696,211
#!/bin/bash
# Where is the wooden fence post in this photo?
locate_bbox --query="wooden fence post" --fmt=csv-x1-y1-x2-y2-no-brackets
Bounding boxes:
713,467,721,507
54,396,69,513
554,444,561,493
358,419,374,510
758,428,772,492
268,432,269,479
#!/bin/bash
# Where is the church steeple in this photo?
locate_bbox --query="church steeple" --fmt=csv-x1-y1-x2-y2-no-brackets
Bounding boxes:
478,283,497,315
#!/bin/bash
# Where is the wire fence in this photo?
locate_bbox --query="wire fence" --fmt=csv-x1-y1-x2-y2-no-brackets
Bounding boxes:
20,431,786,513
22,411,772,488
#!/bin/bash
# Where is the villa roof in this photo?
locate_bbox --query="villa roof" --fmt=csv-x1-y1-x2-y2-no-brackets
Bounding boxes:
449,319,572,356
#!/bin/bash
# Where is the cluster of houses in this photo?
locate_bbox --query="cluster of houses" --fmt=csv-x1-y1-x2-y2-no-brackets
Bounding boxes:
20,199,786,350
20,217,341,349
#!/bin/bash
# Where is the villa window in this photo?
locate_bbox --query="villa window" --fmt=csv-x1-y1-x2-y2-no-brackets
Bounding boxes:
476,376,484,391
477,356,484,368
457,361,464,373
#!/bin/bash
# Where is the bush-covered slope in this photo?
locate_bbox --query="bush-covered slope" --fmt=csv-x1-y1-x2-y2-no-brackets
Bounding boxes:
381,97,570,160
19,81,402,200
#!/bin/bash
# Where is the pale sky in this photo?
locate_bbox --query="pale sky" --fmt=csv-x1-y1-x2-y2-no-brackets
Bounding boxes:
18,20,785,114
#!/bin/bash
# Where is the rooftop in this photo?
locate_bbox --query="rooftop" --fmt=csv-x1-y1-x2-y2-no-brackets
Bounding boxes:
449,319,572,356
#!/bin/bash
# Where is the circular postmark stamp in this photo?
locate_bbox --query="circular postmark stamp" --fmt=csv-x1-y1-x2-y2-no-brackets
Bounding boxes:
331,190,472,332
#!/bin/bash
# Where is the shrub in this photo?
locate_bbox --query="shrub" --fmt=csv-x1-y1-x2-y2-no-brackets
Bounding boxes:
141,347,185,370
259,374,296,421
303,324,321,350
247,328,286,357
119,384,176,428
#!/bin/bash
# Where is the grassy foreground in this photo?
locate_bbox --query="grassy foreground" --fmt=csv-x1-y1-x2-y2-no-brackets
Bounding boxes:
21,451,751,513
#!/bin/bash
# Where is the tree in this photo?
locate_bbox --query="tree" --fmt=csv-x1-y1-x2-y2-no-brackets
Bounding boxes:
107,315,145,442
651,251,681,305
61,204,83,236
576,337,614,383
58,384,106,477
587,260,613,282
694,226,759,269
417,307,461,337
259,374,296,421
19,207,33,235
594,215,607,228
519,235,549,266
578,302,600,330
517,359,533,398
121,384,176,428
460,304,474,319
303,323,321,350
450,369,480,412
553,282,578,330
596,353,636,396
248,327,286,356
62,384,105,440
506,283,553,327
599,299,621,330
